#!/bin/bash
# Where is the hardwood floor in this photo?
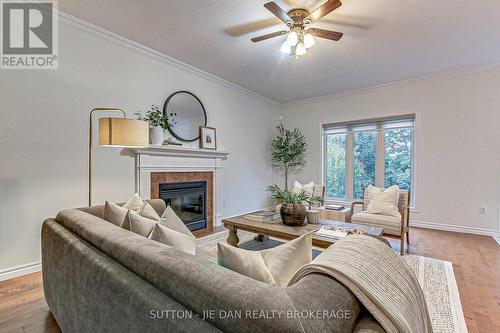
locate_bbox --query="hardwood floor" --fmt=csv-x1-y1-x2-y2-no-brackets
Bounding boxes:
0,227,498,333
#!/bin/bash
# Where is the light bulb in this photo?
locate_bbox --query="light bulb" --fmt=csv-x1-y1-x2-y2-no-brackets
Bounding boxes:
304,33,315,48
280,41,291,54
286,31,298,46
295,42,307,56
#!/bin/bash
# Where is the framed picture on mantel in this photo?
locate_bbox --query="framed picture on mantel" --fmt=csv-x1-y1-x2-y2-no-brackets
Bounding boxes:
199,126,217,150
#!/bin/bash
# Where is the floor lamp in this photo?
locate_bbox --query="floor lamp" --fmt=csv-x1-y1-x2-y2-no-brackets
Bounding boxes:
88,108,149,206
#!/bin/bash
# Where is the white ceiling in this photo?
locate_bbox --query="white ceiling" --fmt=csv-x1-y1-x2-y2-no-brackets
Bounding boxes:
59,0,500,103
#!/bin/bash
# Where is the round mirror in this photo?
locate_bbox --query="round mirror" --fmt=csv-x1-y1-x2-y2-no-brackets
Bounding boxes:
163,91,207,142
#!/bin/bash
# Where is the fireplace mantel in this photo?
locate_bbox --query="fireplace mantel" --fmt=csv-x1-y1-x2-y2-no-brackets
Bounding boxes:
132,146,230,159
132,145,230,227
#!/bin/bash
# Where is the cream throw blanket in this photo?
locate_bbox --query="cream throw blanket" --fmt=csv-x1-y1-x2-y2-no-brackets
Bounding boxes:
288,235,433,333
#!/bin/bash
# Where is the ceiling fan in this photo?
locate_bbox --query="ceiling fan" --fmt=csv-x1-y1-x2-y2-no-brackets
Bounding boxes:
251,1,344,58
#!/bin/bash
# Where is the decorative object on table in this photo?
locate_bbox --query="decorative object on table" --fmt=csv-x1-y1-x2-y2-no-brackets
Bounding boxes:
162,137,182,146
243,210,280,223
351,185,411,255
199,126,217,149
266,185,324,226
88,108,148,206
143,104,176,146
271,124,307,191
163,91,207,142
325,204,345,211
306,210,320,224
316,206,352,222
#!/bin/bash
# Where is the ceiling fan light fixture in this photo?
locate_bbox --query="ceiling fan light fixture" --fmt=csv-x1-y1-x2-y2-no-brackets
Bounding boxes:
286,30,298,46
303,33,315,48
295,42,307,56
280,41,292,54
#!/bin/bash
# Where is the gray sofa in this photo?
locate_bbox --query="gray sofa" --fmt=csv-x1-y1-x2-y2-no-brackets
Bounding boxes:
42,200,383,332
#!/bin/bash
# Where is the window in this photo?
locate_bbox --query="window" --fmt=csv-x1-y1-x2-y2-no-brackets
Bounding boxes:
323,115,415,205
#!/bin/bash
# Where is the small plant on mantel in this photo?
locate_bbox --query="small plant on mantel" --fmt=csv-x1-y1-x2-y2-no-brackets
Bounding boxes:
143,104,176,129
143,105,176,146
271,124,307,191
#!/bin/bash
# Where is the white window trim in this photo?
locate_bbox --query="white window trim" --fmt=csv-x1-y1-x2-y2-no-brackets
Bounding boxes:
321,116,417,208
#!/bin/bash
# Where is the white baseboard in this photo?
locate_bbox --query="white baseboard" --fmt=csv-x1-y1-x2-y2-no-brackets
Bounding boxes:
411,220,500,238
0,262,42,282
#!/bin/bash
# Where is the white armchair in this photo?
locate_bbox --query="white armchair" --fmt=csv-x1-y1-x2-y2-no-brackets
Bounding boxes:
351,188,410,255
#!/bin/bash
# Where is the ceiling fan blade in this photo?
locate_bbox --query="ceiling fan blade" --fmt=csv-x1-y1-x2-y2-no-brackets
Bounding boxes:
309,28,343,41
251,30,287,42
264,2,293,24
306,0,342,23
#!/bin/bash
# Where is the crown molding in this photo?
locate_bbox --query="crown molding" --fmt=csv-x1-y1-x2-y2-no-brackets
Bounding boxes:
55,10,280,108
281,63,500,109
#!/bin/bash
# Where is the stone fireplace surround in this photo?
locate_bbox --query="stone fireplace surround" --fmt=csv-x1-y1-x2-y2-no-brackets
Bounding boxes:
132,146,230,228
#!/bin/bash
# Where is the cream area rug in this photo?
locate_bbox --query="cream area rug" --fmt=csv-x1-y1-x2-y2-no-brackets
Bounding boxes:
197,230,468,333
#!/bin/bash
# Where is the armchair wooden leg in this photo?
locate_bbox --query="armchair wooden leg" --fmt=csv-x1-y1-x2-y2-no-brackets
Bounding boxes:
406,229,410,245
400,233,405,256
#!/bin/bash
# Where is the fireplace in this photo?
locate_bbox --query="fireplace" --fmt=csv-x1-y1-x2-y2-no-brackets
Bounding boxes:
159,181,207,231
150,171,214,229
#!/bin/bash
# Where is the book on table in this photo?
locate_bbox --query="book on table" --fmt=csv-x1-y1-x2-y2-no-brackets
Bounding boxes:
324,204,345,211
243,210,280,222
315,226,348,239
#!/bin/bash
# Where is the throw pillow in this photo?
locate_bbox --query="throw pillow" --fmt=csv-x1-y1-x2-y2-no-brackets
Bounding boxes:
121,211,156,237
122,193,143,211
160,206,193,236
102,201,129,226
123,193,160,221
217,233,312,287
365,185,401,217
292,181,315,196
151,223,197,256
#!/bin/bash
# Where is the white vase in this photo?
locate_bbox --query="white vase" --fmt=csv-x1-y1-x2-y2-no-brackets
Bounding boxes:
150,127,164,146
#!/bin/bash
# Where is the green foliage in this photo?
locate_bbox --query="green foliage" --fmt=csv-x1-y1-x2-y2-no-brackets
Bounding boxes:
384,128,412,190
267,185,308,203
267,185,324,207
325,128,413,200
353,131,376,199
271,124,307,190
325,133,346,198
143,105,177,130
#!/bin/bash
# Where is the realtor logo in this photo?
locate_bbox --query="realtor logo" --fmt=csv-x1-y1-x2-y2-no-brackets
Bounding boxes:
1,0,58,69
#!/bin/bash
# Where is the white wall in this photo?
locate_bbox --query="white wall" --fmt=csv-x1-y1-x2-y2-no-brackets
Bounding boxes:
282,67,500,236
0,16,280,273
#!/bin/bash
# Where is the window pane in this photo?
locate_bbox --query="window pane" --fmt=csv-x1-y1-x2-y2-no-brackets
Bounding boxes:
384,128,412,191
325,133,346,198
353,131,376,199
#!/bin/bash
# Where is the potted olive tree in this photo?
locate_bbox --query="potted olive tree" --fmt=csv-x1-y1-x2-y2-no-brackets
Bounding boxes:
271,124,307,191
267,185,324,226
143,105,176,146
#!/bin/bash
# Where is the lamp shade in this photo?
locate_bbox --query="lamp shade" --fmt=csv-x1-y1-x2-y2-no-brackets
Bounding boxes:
99,117,149,147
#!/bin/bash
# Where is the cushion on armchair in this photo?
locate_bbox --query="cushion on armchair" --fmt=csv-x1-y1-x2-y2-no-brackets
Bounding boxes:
364,185,400,217
351,212,402,236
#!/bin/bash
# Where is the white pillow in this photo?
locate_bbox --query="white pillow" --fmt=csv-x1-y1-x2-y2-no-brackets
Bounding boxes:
123,193,160,221
160,206,192,236
365,185,401,217
292,181,315,196
121,211,156,237
217,233,312,287
122,193,143,211
102,201,129,226
151,223,197,256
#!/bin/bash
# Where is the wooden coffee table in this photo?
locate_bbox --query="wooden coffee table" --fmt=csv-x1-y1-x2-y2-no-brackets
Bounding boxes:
222,215,384,249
